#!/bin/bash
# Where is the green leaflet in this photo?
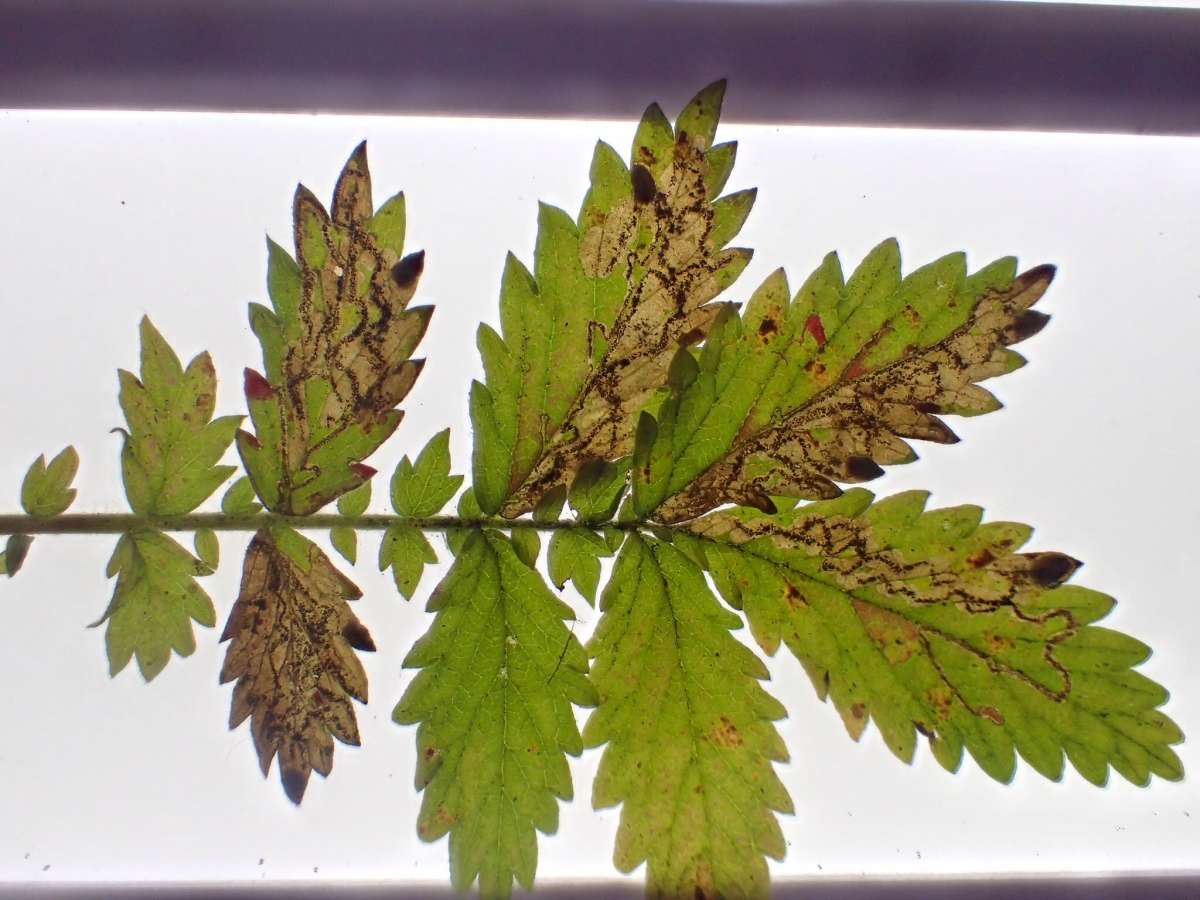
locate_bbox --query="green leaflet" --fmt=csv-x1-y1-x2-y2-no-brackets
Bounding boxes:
93,529,216,681
637,248,1050,522
379,524,437,600
547,528,611,605
237,143,430,516
8,446,79,576
583,535,792,899
391,428,464,518
681,490,1184,786
221,476,262,516
472,80,754,518
331,479,372,564
21,446,79,517
394,530,597,898
118,318,240,516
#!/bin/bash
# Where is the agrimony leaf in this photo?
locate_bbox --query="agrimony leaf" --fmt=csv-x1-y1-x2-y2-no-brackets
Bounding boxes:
93,529,216,681
220,527,375,803
684,489,1183,785
472,80,753,517
118,318,239,516
583,535,791,899
237,143,431,515
568,458,629,525
638,249,1052,522
547,528,611,605
330,526,358,565
21,446,79,517
194,528,220,570
338,478,373,518
510,526,541,568
2,533,33,578
394,530,596,897
379,524,437,600
391,428,463,518
221,476,262,516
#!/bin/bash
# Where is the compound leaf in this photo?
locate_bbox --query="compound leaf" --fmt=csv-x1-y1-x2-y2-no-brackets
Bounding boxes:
21,446,79,517
472,81,753,518
639,249,1052,522
118,318,240,516
583,534,791,899
237,143,430,515
683,490,1183,786
394,530,596,898
219,526,375,804
93,529,216,681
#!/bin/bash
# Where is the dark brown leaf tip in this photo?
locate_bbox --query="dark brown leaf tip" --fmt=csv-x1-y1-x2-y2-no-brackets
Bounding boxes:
631,164,657,205
244,368,275,401
280,765,310,806
341,621,377,652
1010,309,1051,343
1029,552,1081,587
846,456,885,481
391,250,426,288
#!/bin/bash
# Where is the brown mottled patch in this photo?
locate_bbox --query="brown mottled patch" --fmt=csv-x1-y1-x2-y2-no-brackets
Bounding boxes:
927,686,954,720
783,581,806,610
853,600,919,664
654,265,1057,523
709,715,744,748
219,528,372,805
757,317,780,340
850,702,867,721
978,705,1005,726
967,548,996,569
986,632,1014,654
342,620,376,652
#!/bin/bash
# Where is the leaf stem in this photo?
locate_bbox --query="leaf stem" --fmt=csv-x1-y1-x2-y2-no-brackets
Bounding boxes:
0,513,642,536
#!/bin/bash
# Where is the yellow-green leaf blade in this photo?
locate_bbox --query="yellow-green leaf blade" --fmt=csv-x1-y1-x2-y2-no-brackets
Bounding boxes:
94,529,216,682
583,535,791,899
394,531,596,898
686,491,1184,786
20,446,79,517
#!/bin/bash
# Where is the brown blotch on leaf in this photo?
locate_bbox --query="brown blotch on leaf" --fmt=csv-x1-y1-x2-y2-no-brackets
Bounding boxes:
391,250,426,289
783,581,805,610
350,462,377,480
978,705,1006,726
850,703,867,721
914,721,935,739
630,164,657,205
804,313,827,347
967,548,996,569
342,621,377,652
1030,553,1080,587
709,715,744,748
757,317,779,340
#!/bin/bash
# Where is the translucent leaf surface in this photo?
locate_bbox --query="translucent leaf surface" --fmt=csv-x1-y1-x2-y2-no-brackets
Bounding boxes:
394,530,597,898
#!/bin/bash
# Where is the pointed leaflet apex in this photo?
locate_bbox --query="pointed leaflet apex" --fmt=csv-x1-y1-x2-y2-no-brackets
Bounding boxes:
652,254,1056,522
686,493,1182,786
474,84,755,517
239,143,430,515
220,527,373,804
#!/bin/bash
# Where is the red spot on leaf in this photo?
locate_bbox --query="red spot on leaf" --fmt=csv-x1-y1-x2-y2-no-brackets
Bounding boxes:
350,463,377,480
243,368,275,401
804,313,827,348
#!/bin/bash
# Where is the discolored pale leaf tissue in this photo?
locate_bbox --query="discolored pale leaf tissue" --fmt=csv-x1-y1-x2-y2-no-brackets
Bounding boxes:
237,142,431,516
679,489,1183,786
471,80,755,519
220,527,375,804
